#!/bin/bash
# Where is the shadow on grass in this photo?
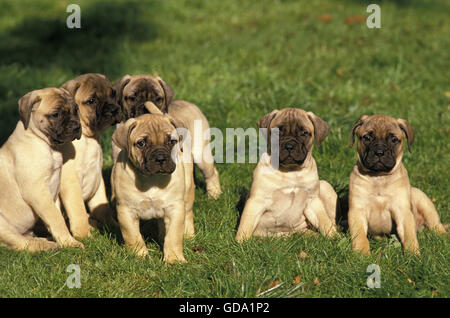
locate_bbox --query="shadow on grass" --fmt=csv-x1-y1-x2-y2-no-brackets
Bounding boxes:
0,1,159,144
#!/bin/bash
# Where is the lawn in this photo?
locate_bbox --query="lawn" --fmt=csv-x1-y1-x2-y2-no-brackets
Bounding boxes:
0,0,449,298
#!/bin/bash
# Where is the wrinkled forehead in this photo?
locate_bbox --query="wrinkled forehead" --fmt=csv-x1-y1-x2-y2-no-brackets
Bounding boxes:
78,76,112,98
361,117,402,138
125,76,162,95
39,89,74,110
131,115,177,143
271,109,313,132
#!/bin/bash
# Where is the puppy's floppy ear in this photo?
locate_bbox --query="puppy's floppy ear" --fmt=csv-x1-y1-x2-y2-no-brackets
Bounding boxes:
257,109,279,140
61,78,82,98
349,115,368,148
18,91,41,129
113,75,132,106
112,118,137,152
156,76,174,110
307,111,329,147
397,118,414,151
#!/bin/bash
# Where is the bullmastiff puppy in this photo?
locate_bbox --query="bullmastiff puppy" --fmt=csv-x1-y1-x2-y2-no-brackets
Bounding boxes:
0,88,84,251
236,108,338,241
111,113,194,263
112,74,221,200
59,74,122,238
348,114,447,256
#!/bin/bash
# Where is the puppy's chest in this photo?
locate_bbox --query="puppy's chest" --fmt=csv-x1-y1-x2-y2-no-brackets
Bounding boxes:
268,185,310,216
130,190,166,220
364,179,408,234
49,151,64,199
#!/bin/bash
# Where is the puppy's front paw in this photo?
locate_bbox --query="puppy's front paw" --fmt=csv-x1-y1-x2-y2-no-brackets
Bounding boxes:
60,238,85,249
133,246,149,258
26,238,59,252
352,238,370,255
164,253,187,264
71,224,92,239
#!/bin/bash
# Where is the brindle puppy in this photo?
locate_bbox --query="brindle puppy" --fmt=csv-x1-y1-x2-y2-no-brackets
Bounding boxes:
348,115,447,256
0,88,84,251
236,108,337,241
112,74,221,201
59,74,122,238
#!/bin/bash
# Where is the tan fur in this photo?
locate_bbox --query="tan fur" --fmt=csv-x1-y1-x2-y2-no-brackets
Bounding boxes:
59,74,119,238
0,88,84,251
236,108,337,241
111,114,194,263
348,115,446,256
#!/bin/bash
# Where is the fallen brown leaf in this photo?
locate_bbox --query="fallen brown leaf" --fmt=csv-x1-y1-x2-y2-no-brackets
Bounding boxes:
313,277,320,285
270,280,280,288
319,14,332,23
292,274,303,285
344,15,366,25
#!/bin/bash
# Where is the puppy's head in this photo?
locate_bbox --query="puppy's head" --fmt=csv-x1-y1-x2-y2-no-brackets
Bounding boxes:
62,73,122,136
19,87,82,146
112,114,182,176
113,74,173,120
350,114,414,174
258,108,329,171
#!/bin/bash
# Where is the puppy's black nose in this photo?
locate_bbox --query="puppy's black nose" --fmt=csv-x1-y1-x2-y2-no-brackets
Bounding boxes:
71,121,81,132
155,154,166,164
375,149,384,157
285,143,294,151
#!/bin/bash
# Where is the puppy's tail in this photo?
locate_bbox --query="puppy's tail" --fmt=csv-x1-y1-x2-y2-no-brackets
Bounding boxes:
145,102,163,115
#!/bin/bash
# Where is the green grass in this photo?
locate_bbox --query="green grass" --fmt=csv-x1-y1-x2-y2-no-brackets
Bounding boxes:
0,0,449,298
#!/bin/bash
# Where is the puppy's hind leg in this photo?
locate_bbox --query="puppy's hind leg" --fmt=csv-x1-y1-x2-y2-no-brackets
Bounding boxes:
193,132,221,200
0,215,58,252
411,187,446,235
88,178,117,229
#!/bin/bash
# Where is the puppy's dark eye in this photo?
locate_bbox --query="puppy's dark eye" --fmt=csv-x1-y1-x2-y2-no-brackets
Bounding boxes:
300,130,310,137
87,97,96,105
170,139,177,145
136,139,146,149
127,96,136,102
391,136,399,143
154,96,164,104
51,112,60,118
362,134,371,142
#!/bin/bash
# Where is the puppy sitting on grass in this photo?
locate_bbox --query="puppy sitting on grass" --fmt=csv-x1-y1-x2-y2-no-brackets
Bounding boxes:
348,114,447,256
111,105,193,263
0,88,84,251
59,73,122,238
236,108,337,241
